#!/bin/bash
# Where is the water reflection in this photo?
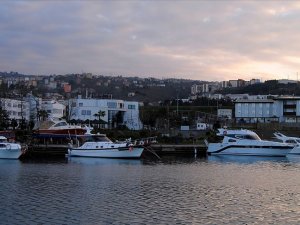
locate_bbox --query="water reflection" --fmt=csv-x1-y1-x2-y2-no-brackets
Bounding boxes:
286,154,300,163
207,155,289,164
1,155,300,224
68,157,142,166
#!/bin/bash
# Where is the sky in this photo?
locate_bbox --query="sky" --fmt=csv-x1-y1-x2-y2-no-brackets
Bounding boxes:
1,0,300,81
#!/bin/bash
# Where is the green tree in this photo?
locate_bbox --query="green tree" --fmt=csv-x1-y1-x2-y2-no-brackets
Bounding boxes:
94,110,106,128
10,119,18,130
0,106,9,129
38,110,49,121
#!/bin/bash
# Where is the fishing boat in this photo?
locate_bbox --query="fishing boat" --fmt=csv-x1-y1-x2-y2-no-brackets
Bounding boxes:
67,133,144,159
273,132,300,155
206,128,293,156
0,136,23,159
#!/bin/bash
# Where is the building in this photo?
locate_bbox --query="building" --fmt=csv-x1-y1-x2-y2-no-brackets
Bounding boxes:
217,109,232,120
235,99,277,123
274,96,300,123
41,100,66,119
0,98,30,122
234,96,300,123
69,97,142,130
191,84,202,95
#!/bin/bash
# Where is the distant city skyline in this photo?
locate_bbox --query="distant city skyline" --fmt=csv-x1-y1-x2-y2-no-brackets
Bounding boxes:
1,1,300,81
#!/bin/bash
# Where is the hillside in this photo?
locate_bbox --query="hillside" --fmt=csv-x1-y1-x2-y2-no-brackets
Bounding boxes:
219,80,300,96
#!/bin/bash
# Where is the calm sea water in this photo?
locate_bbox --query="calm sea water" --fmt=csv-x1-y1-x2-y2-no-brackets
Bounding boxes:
1,155,300,225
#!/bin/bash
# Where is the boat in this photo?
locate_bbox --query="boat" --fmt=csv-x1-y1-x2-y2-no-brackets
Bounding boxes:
33,119,87,135
0,136,24,159
206,128,293,156
67,133,144,159
273,132,300,155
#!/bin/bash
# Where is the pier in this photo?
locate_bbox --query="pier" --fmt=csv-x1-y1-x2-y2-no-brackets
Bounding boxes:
23,144,208,159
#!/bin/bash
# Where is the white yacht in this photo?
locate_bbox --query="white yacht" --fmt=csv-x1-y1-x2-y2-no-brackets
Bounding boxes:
206,128,293,156
273,132,300,155
0,136,23,159
67,134,144,159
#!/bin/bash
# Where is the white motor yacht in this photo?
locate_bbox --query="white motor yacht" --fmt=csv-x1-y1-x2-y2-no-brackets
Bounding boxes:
273,132,300,155
206,128,293,156
0,136,23,159
67,133,144,159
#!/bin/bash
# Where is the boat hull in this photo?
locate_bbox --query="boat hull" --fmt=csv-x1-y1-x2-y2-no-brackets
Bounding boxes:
288,146,300,155
207,144,292,157
68,147,144,158
35,128,86,135
0,149,23,159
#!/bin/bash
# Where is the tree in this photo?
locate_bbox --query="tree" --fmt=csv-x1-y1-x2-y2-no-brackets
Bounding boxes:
10,119,18,130
0,106,9,129
94,110,106,128
38,110,49,121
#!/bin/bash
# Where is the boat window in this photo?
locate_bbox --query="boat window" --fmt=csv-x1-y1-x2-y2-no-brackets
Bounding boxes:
54,122,68,127
234,135,244,139
83,135,112,142
0,144,6,148
244,134,261,140
226,134,236,138
286,140,297,144
228,139,236,142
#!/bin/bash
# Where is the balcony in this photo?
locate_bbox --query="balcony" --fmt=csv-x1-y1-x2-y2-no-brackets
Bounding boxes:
283,104,296,109
283,111,296,116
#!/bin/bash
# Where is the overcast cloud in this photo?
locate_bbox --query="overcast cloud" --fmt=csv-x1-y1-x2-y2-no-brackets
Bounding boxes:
1,0,300,81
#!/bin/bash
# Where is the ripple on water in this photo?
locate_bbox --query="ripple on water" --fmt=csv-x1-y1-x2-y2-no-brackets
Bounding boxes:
0,156,300,224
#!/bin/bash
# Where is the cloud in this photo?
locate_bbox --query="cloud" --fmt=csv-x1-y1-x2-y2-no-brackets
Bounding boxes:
1,1,300,81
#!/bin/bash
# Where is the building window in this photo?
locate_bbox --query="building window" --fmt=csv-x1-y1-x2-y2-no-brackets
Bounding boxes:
86,110,91,115
81,110,86,115
128,105,135,109
107,102,117,108
79,103,83,107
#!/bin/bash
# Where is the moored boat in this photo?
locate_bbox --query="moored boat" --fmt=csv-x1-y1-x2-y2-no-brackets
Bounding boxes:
273,132,300,155
33,119,87,135
206,128,293,156
0,136,24,159
67,133,144,159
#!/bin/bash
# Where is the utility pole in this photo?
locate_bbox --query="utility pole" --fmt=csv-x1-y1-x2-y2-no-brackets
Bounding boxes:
176,93,179,116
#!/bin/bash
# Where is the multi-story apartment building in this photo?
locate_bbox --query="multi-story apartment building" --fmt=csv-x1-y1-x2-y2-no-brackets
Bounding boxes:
69,97,142,130
0,98,30,122
191,84,202,95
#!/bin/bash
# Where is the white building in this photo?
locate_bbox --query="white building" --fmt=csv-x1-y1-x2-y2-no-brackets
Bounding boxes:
234,97,300,123
25,94,42,122
69,97,142,130
191,84,202,95
217,109,232,120
0,98,30,122
41,100,66,119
